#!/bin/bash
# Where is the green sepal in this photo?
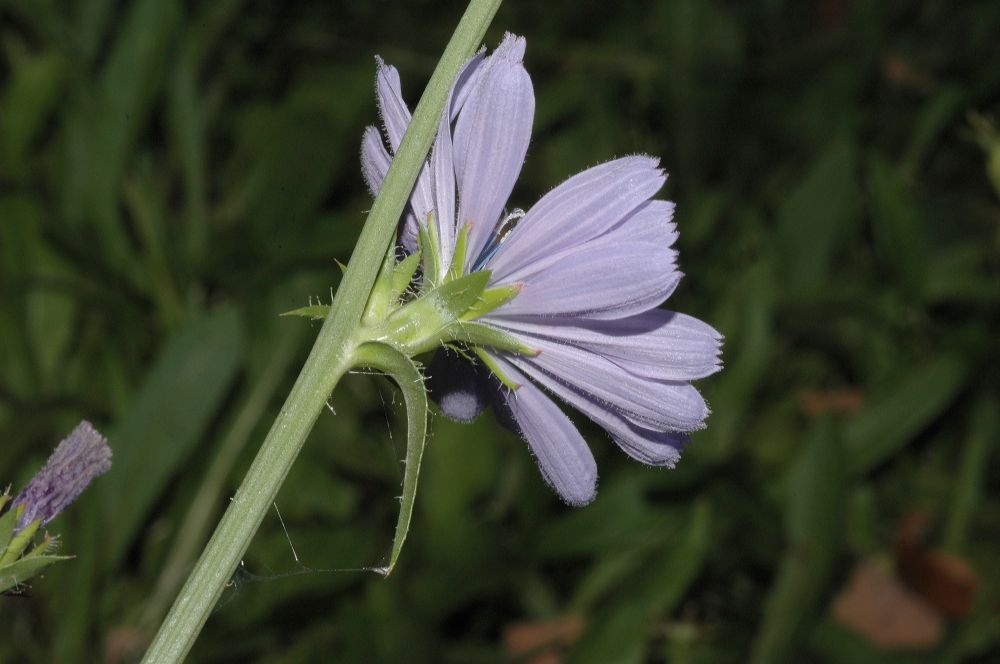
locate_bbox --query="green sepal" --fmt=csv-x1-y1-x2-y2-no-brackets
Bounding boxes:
461,282,523,321
280,304,331,320
0,517,39,567
445,321,539,356
379,271,490,353
447,222,471,281
364,243,399,324
427,270,491,317
352,342,428,576
23,532,57,559
473,348,521,391
417,216,442,288
389,250,422,305
0,498,18,555
0,554,73,594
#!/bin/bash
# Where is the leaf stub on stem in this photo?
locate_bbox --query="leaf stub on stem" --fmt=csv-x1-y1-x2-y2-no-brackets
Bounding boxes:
354,342,429,575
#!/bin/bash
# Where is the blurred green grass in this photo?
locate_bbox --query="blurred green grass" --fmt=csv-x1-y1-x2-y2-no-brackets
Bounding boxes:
2,0,999,662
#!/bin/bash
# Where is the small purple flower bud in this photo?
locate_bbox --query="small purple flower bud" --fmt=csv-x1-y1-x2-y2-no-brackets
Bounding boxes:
12,421,112,531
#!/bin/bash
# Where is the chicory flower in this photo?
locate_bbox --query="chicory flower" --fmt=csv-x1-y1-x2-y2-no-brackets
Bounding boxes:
361,33,721,505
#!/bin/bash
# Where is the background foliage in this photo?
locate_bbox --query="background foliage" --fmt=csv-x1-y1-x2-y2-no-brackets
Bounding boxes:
2,0,999,662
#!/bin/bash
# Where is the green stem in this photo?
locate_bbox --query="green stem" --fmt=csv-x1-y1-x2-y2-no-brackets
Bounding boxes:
142,2,501,660
139,326,305,631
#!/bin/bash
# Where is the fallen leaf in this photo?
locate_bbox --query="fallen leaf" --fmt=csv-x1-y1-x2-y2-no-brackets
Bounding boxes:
832,560,943,649
503,615,584,664
895,510,980,617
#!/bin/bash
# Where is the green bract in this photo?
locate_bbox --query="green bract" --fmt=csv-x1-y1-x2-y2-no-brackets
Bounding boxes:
285,243,532,360
279,243,532,579
0,496,72,594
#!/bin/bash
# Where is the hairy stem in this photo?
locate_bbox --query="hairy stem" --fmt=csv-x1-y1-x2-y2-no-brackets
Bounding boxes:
142,1,502,660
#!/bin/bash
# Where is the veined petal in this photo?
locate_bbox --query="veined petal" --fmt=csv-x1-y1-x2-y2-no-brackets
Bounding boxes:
495,310,723,381
450,53,487,120
489,241,680,320
361,125,419,252
606,199,677,248
361,125,391,195
488,353,597,505
505,337,709,432
375,58,410,151
454,33,535,264
430,104,456,277
489,156,666,278
427,350,488,422
374,57,435,231
428,53,491,273
504,359,687,466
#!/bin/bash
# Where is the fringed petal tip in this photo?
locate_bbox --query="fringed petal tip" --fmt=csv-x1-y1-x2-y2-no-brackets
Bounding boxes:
374,55,399,87
495,32,527,63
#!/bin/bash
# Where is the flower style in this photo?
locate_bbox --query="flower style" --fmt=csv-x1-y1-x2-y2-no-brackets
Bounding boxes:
360,33,722,505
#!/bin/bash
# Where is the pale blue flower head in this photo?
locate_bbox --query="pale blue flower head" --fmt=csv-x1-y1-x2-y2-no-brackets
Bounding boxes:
362,34,722,505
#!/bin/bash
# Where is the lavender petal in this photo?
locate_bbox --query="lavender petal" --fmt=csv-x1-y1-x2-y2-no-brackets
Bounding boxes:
488,156,666,278
454,33,534,264
360,125,391,195
361,125,418,252
607,199,678,247
374,58,410,151
374,58,435,237
505,337,710,432
506,360,687,466
488,354,597,505
429,94,459,274
495,309,723,381
488,240,681,320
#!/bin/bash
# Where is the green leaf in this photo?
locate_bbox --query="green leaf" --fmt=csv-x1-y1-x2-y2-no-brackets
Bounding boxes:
807,620,884,664
697,260,774,461
944,395,999,551
281,304,331,320
103,307,244,567
751,423,845,664
0,554,73,594
777,138,859,294
867,153,929,298
901,86,965,176
0,499,18,558
569,602,647,664
639,499,712,615
0,51,65,178
844,355,966,476
65,0,182,267
353,342,429,576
